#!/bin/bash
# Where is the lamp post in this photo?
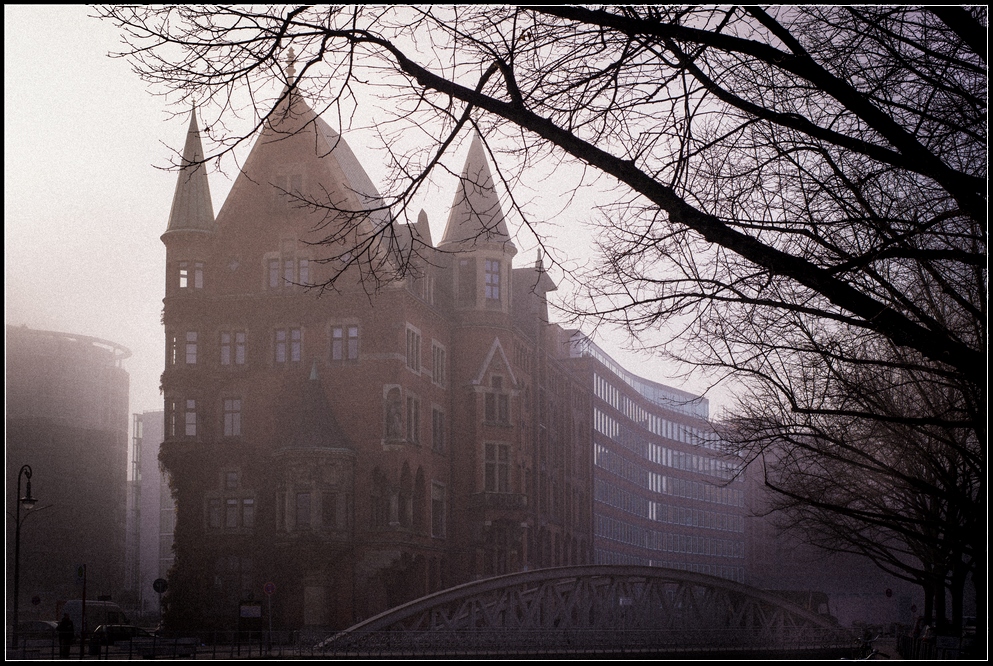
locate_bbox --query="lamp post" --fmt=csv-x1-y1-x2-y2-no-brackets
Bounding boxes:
11,464,38,649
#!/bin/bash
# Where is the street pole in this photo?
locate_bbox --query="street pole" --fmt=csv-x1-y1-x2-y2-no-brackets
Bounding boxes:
79,565,87,659
11,464,37,650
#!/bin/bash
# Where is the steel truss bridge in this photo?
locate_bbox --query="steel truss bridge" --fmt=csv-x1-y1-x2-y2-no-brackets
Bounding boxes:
318,565,854,657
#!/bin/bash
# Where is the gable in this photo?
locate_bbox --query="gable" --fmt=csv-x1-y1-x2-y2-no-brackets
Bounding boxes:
471,337,517,388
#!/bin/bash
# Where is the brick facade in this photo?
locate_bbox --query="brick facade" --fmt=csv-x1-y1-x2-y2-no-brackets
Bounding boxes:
159,93,592,631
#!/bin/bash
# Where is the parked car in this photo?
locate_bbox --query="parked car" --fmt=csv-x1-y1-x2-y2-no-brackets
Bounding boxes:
91,624,154,646
16,620,58,641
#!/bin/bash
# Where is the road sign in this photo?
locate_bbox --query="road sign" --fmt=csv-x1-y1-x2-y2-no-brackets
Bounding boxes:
153,578,168,594
263,581,276,596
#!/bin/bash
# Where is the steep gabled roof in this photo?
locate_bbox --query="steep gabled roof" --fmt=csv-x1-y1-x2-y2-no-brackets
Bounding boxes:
281,364,352,450
313,116,392,233
164,109,216,234
214,89,390,241
439,133,513,249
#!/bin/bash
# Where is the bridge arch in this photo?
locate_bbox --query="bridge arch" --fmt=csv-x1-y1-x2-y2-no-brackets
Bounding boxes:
322,565,852,656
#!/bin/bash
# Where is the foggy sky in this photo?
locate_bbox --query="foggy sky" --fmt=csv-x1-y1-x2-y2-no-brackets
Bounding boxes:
4,5,727,424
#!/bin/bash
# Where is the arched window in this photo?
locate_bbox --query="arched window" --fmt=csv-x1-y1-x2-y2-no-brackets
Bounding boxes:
399,463,412,528
413,468,426,531
371,468,390,528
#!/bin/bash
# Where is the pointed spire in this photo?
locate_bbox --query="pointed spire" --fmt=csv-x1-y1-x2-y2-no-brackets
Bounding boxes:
165,108,216,233
412,209,433,247
439,132,514,251
285,46,297,82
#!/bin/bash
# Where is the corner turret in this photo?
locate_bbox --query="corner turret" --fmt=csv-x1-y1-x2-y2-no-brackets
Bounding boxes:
440,133,517,312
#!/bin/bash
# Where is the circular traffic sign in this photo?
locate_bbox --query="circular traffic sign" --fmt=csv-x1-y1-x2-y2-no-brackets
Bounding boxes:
153,578,169,594
263,581,276,596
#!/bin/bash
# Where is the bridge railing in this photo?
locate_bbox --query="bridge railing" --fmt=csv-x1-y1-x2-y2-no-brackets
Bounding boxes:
312,627,854,657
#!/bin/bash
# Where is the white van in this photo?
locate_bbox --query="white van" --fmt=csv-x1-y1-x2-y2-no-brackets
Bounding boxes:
58,600,130,638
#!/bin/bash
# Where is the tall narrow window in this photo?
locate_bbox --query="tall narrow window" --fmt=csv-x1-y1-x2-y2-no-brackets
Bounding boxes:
371,470,390,528
225,498,239,528
485,377,510,424
431,482,446,538
223,398,242,437
290,328,302,362
165,398,178,438
266,250,310,291
220,332,231,366
484,259,501,301
185,332,198,365
406,326,421,372
194,261,204,289
235,332,246,365
222,331,247,366
268,258,280,289
347,325,358,360
295,492,312,529
284,258,294,286
406,395,420,444
184,399,197,437
485,443,510,493
179,262,189,289
275,327,302,364
432,408,445,453
167,333,178,366
332,325,360,361
242,499,255,528
432,343,446,386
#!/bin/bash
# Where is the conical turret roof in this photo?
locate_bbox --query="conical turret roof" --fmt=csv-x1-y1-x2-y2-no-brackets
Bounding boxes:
165,109,216,233
439,133,513,250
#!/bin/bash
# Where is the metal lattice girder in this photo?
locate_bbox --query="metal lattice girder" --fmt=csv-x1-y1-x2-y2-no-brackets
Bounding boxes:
319,565,852,655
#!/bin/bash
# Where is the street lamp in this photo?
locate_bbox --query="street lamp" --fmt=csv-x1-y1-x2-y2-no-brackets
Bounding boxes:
11,464,38,650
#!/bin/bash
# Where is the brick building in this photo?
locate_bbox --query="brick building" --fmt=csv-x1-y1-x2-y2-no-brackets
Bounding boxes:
158,86,592,631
